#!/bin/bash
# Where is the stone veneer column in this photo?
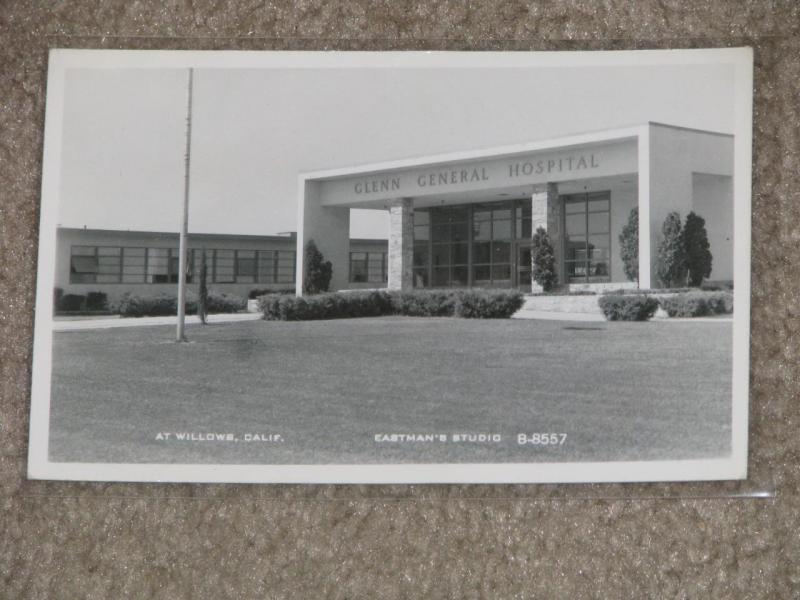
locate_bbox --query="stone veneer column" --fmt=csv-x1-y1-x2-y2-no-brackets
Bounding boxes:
387,198,414,291
530,182,561,291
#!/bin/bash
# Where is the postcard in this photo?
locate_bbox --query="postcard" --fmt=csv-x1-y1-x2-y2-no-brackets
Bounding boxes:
28,48,753,483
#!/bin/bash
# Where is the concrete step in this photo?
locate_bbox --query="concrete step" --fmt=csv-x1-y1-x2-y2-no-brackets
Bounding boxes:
516,294,603,315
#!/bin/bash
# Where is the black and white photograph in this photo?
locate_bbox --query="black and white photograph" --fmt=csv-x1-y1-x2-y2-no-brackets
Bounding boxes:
29,48,753,484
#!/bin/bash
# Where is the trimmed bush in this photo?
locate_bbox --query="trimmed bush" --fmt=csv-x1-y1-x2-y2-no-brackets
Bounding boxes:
86,291,108,311
259,289,524,321
531,227,558,291
58,294,86,312
656,212,687,287
390,290,458,317
303,240,333,294
453,290,524,319
598,294,659,321
205,293,247,314
619,207,639,282
118,292,246,318
658,291,733,318
248,288,295,299
683,211,713,287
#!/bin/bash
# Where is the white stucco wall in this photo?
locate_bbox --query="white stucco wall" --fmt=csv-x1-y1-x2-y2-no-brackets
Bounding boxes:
297,180,351,294
609,185,638,284
647,124,734,287
692,173,734,282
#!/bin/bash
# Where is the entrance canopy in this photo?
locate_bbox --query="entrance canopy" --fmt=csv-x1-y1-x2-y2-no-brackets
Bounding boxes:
296,123,733,294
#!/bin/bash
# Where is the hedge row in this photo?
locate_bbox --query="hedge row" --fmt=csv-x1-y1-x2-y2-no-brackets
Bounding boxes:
597,290,733,321
54,290,110,313
658,291,733,318
597,295,660,321
258,289,524,321
118,292,246,317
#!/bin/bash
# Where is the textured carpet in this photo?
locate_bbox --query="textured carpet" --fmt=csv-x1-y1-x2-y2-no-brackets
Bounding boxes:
1,2,799,597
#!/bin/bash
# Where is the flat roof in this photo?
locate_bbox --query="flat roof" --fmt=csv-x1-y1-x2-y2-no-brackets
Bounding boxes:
57,227,387,244
300,122,732,182
57,227,296,242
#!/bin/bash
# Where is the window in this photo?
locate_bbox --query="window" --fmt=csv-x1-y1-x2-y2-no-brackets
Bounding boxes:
214,250,235,283
146,248,170,283
563,191,611,283
256,251,275,283
236,250,256,283
122,248,146,283
96,247,122,283
70,244,294,286
70,246,99,283
349,252,388,283
471,202,513,288
276,251,296,284
350,252,368,283
429,206,470,288
70,246,124,283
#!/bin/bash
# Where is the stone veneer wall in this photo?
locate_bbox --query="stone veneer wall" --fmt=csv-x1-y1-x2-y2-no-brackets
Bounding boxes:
387,198,414,290
530,182,561,291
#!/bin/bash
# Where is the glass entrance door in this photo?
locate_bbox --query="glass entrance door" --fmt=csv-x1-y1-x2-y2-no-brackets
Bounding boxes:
515,242,532,292
563,191,611,284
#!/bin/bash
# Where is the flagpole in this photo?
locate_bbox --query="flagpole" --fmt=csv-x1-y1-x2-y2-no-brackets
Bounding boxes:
177,67,193,342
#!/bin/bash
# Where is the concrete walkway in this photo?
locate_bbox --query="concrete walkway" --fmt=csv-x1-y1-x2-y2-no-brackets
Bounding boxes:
53,312,262,332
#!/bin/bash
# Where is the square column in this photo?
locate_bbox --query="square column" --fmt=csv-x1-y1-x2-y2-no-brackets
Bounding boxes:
387,198,414,291
530,182,561,290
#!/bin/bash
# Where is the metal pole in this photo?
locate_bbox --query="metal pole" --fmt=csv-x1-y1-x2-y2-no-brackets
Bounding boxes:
177,67,193,342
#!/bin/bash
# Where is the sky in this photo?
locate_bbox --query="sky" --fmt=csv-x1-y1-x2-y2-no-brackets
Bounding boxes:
58,60,735,239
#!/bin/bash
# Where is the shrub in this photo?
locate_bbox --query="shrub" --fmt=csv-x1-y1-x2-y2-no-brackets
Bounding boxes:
259,289,524,321
619,207,639,282
453,290,524,319
656,212,687,287
198,250,209,324
390,290,458,317
683,212,713,287
531,227,558,291
118,294,177,317
205,293,247,314
597,294,659,321
58,294,86,312
658,291,733,318
303,240,333,294
118,292,245,317
248,288,295,299
85,291,108,311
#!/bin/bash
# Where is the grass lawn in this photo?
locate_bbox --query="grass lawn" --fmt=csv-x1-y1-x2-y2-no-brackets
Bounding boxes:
48,316,732,464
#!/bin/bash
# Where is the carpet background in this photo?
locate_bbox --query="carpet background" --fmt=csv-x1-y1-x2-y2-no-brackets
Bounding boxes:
1,2,799,598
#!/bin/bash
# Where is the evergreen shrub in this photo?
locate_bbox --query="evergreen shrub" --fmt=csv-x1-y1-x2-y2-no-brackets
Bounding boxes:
658,291,733,317
85,292,108,311
117,292,246,317
531,227,558,291
597,294,659,321
453,290,525,319
683,212,713,287
58,294,86,312
619,207,639,282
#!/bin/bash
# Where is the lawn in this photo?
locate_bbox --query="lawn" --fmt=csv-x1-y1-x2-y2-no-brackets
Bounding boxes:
48,316,732,464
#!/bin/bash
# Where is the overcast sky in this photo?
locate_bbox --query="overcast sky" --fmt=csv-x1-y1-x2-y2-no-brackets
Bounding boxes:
58,61,735,239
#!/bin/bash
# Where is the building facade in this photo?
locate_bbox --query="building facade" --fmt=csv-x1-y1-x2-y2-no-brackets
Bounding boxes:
55,227,387,303
297,123,734,294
